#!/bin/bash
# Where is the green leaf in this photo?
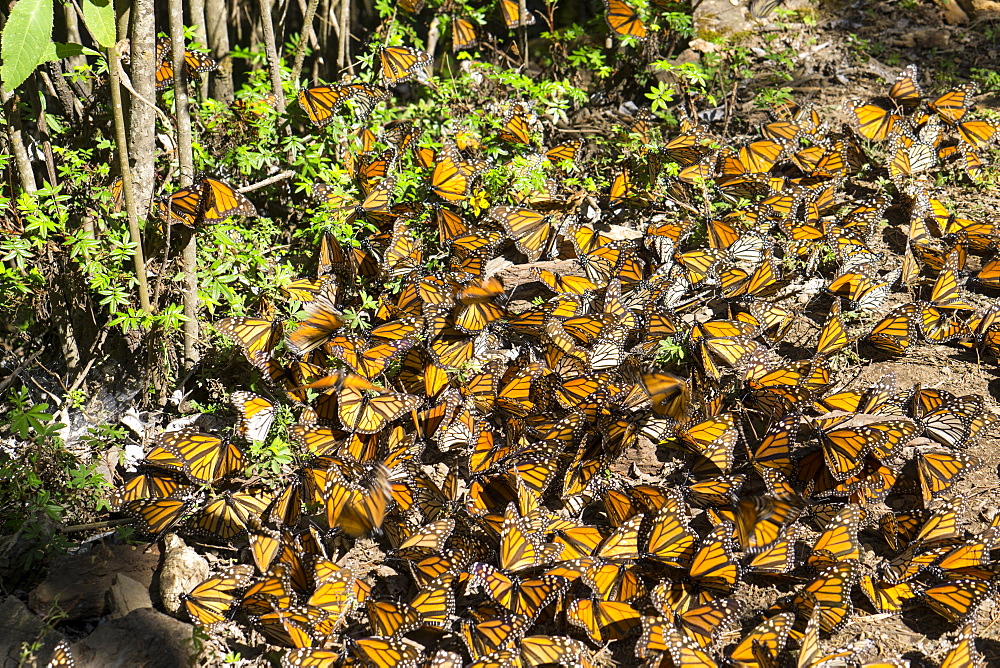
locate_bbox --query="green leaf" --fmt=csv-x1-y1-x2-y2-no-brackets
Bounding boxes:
54,42,102,59
81,0,116,48
0,0,54,91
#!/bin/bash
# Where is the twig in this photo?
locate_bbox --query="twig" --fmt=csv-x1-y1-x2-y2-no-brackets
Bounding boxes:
0,349,44,395
27,375,62,406
60,519,132,533
115,62,175,129
238,170,296,193
290,0,321,85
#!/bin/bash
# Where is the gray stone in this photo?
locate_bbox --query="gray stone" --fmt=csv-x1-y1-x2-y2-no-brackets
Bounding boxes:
28,544,159,621
157,535,208,616
106,573,152,620
72,607,199,668
0,596,66,668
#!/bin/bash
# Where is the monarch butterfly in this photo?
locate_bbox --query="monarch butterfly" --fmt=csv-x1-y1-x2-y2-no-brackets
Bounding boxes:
639,373,691,421
645,500,698,567
920,394,989,448
796,606,856,668
845,99,902,142
888,128,938,183
637,620,721,666
531,268,596,295
729,611,793,668
499,104,535,145
860,575,918,615
604,0,647,40
730,495,801,554
159,428,245,483
940,624,986,668
546,139,584,165
430,146,474,203
791,562,858,633
917,448,982,502
161,177,256,226
923,579,991,623
807,504,862,568
126,495,194,538
286,290,344,356
866,303,918,355
153,37,218,91
452,16,479,51
567,598,641,643
45,639,74,668
338,386,422,434
499,0,536,28
718,139,785,175
109,470,185,511
608,167,636,206
182,569,251,627
455,276,506,333
467,562,569,620
499,507,560,572
231,391,276,443
351,637,424,666
297,83,390,126
687,525,741,594
889,64,924,109
188,488,271,541
378,45,432,86
679,413,738,475
488,205,551,262
929,82,977,125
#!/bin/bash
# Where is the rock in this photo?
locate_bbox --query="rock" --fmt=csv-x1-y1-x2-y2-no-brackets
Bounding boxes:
692,0,748,37
956,0,1000,18
72,607,199,668
896,28,950,49
940,0,970,23
0,513,60,585
0,596,66,668
157,535,208,616
28,544,159,621
106,573,152,620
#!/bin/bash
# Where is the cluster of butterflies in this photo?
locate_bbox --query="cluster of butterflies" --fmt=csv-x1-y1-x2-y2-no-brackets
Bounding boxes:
108,57,1000,668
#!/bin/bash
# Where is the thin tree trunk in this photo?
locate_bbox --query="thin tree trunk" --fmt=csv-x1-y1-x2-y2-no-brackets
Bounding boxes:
206,0,234,102
63,3,89,93
290,0,320,85
128,0,156,219
189,0,210,100
338,0,349,71
1,88,38,194
29,77,58,187
257,0,287,116
169,0,199,371
108,43,153,315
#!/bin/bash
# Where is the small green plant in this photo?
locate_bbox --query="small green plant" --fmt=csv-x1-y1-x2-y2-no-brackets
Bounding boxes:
654,338,687,367
646,81,676,115
755,86,793,109
0,388,114,567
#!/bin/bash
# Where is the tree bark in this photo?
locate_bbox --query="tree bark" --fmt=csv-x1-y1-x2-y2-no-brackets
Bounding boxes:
169,0,199,371
128,0,156,219
108,42,153,315
189,0,210,100
257,0,287,116
205,0,234,103
2,88,39,194
290,0,320,86
62,3,89,93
